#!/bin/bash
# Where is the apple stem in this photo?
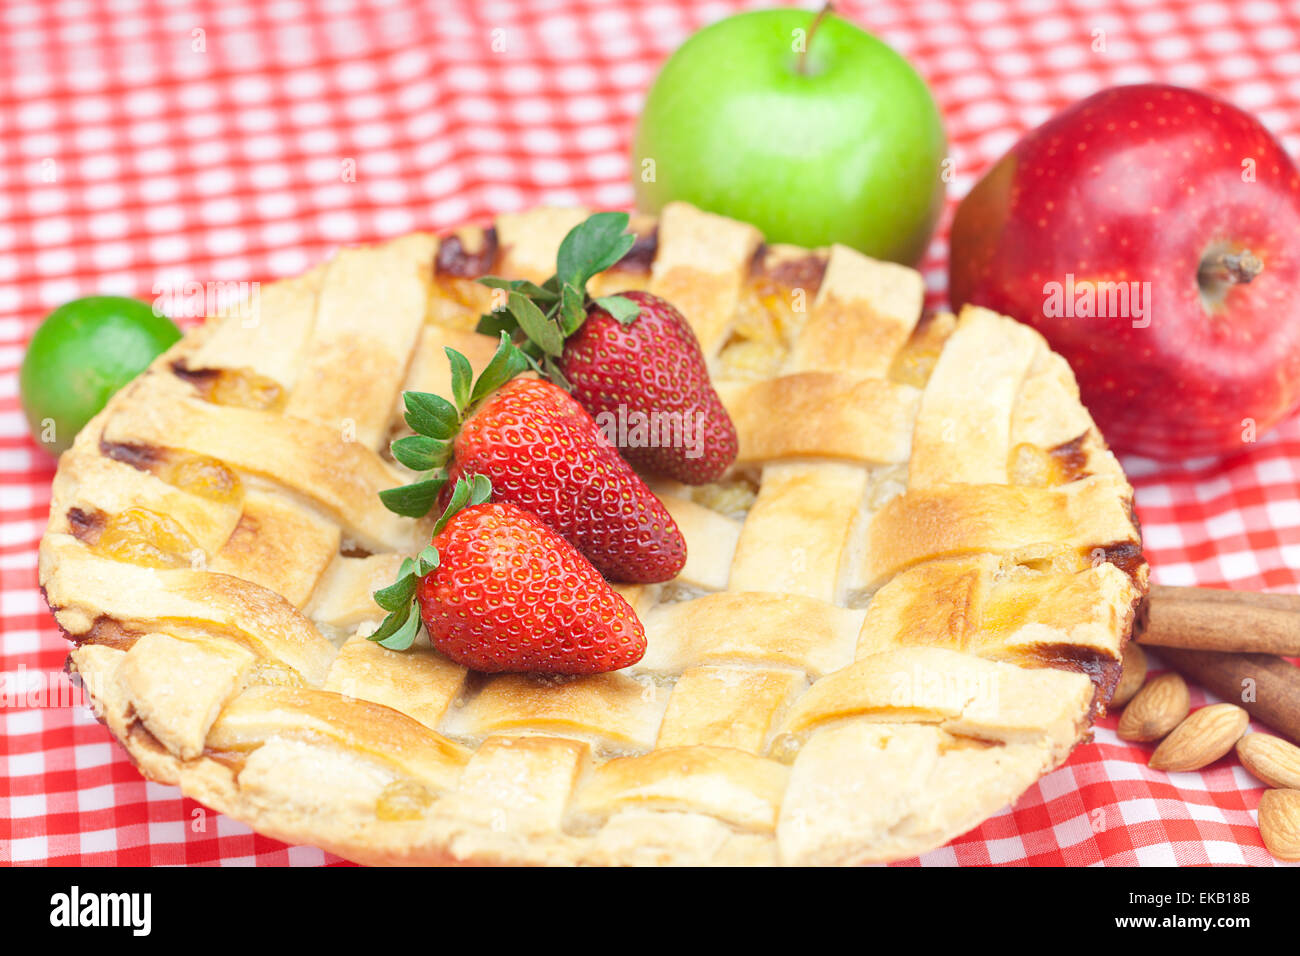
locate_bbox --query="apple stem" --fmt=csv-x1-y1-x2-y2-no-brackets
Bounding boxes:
1198,249,1264,286
797,3,833,75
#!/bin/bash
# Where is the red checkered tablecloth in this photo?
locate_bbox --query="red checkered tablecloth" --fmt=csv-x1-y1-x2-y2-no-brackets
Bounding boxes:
3,0,1299,866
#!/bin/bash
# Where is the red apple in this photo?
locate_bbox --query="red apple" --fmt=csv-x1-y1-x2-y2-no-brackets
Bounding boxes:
950,84,1300,460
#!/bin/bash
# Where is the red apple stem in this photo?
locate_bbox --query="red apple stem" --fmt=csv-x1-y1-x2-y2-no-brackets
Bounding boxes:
1198,249,1264,286
797,3,833,75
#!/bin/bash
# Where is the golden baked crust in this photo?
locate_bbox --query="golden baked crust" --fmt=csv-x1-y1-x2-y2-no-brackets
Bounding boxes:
38,202,1147,866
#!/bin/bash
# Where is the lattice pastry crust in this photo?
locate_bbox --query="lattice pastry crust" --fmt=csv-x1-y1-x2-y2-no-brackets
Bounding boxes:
38,203,1147,865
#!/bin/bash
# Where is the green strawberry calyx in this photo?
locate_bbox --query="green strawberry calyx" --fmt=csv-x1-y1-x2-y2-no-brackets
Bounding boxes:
378,332,528,519
474,211,643,387
368,473,493,651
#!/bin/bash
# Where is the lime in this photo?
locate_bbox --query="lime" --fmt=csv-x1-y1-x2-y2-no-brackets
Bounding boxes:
20,296,182,455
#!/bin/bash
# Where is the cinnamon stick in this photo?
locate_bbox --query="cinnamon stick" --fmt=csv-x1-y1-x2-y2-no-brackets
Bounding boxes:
1152,647,1300,745
1138,584,1300,655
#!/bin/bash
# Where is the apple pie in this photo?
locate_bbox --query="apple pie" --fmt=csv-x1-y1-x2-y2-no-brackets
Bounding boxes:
38,202,1147,865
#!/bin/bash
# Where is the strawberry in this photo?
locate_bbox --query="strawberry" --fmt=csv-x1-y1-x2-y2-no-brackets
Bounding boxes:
474,212,738,484
446,376,686,583
370,476,645,674
558,290,737,484
379,334,686,584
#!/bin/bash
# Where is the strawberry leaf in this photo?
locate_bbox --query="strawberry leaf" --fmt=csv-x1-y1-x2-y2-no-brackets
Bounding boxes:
379,477,446,517
478,276,559,305
467,473,492,505
543,355,573,392
518,349,545,378
423,473,490,537
559,282,587,335
446,348,473,411
373,559,418,612
556,212,636,290
391,435,450,472
475,310,518,338
471,332,531,405
594,294,641,325
478,214,640,368
433,476,474,536
368,536,452,651
369,608,403,642
508,290,563,357
370,602,421,650
404,391,460,439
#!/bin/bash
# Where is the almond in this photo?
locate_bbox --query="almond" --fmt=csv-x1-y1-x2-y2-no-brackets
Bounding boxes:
1258,789,1300,861
1236,733,1300,789
1117,671,1188,742
1109,642,1147,709
1148,703,1249,771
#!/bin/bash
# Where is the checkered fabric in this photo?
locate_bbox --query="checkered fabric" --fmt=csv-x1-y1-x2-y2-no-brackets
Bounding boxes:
2,0,1298,866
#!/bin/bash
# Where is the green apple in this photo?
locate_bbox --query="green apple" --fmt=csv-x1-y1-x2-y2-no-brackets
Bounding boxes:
632,7,946,265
